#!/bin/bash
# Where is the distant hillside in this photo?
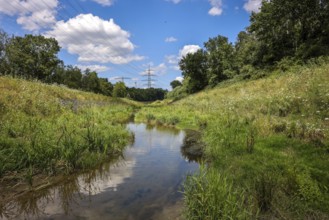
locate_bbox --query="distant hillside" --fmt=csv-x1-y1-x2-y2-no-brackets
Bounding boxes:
0,76,139,115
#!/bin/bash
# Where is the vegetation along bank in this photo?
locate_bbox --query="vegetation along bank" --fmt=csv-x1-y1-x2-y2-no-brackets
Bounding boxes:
136,59,329,219
1,0,329,219
0,76,139,204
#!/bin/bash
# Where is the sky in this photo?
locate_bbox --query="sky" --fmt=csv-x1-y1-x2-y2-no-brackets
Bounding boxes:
0,0,262,90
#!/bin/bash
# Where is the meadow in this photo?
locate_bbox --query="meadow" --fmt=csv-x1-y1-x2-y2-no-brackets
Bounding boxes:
0,77,138,186
136,59,329,219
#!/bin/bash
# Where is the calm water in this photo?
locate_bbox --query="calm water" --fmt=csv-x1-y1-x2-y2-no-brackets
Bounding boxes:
1,123,199,220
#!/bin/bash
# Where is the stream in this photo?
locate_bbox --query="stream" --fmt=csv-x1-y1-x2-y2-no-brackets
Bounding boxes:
1,123,200,220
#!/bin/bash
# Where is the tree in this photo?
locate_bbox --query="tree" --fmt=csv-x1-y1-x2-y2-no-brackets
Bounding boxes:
99,78,113,96
5,34,60,80
113,82,127,98
249,0,329,64
48,61,65,84
0,29,11,75
63,65,82,89
179,49,208,93
82,69,100,93
170,80,182,89
204,35,236,86
126,87,167,101
235,31,256,67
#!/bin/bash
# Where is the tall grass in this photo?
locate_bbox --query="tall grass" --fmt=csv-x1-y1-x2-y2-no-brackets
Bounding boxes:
137,59,329,219
0,76,137,184
183,166,255,220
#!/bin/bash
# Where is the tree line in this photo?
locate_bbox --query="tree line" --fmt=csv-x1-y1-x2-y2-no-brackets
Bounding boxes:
0,31,167,101
171,0,329,96
112,81,167,102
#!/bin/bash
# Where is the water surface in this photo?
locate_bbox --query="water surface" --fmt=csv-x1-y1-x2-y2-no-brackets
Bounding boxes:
1,123,199,220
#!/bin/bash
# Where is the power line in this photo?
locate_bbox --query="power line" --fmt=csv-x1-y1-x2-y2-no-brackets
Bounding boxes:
6,1,170,89
113,76,131,83
142,65,157,88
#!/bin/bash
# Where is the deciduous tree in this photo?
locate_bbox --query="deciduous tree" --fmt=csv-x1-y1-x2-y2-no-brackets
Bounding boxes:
113,82,127,98
204,35,236,86
170,80,182,89
5,34,60,80
179,49,208,93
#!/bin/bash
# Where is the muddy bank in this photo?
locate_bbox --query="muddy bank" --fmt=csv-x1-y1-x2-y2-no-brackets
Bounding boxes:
181,129,205,162
0,173,66,208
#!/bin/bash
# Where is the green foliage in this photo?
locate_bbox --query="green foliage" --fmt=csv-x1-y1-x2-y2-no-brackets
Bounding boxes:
0,31,114,98
81,69,100,92
205,35,237,86
126,87,167,102
166,85,187,100
98,78,113,96
113,82,127,98
179,50,208,93
5,34,60,80
170,79,182,89
0,29,10,74
249,0,329,64
176,1,329,91
145,113,156,122
178,36,237,93
62,65,82,89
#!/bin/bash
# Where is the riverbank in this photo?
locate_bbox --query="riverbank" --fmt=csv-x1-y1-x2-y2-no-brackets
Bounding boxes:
0,122,198,219
0,77,139,205
136,60,329,219
1,59,328,219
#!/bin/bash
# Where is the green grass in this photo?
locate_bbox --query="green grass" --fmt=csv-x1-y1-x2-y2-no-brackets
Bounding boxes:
183,165,255,220
137,60,329,219
0,76,138,184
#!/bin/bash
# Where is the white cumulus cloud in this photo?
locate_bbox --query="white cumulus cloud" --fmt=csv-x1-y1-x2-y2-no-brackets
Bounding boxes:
165,55,180,71
243,0,262,13
165,55,179,64
46,14,144,65
165,44,201,71
165,37,178,43
208,0,223,16
91,0,114,6
154,63,168,76
0,0,58,31
175,76,183,82
76,64,109,73
179,45,201,58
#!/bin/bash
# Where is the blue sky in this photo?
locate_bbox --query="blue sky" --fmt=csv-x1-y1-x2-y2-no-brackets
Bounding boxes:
0,0,261,89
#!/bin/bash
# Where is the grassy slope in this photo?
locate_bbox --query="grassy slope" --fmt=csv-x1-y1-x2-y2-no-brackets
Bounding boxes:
136,62,329,219
0,77,139,183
